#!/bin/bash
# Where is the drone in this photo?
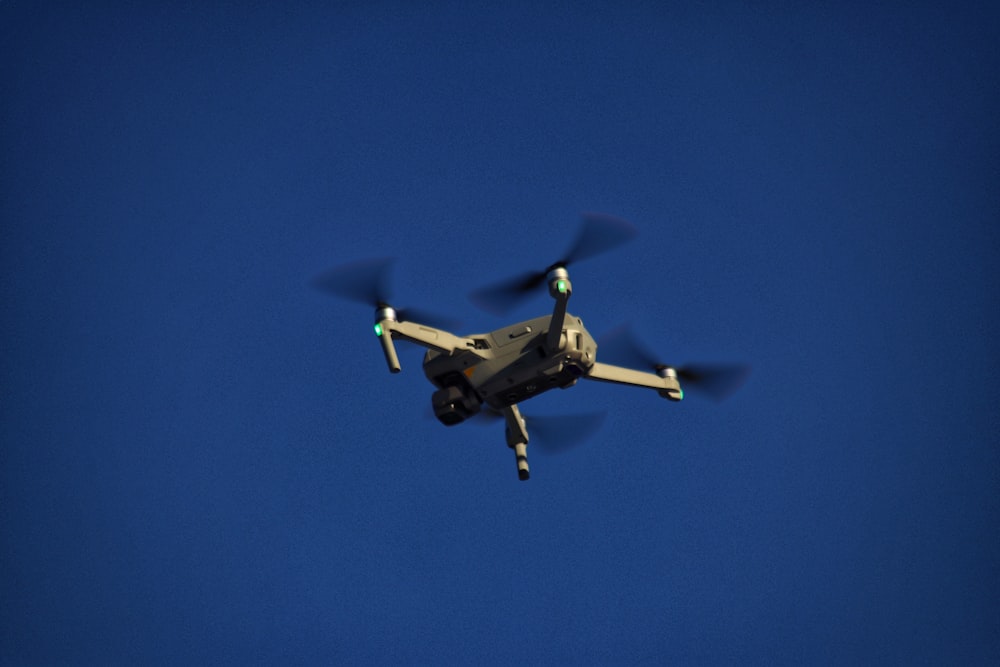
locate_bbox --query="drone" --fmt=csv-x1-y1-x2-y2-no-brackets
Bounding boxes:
314,213,749,480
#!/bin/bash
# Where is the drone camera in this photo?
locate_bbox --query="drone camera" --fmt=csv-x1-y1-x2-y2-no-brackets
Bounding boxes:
432,385,482,426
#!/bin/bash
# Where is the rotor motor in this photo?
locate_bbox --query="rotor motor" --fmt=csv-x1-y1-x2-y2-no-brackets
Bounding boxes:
546,266,572,299
375,305,397,323
655,366,682,401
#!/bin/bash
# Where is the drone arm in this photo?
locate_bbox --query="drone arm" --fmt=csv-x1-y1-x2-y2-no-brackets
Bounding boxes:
375,322,402,373
387,320,477,353
375,318,483,373
502,404,530,481
545,268,571,352
583,362,683,401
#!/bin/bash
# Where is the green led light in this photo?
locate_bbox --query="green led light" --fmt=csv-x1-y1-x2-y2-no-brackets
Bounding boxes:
556,279,567,293
374,323,383,337
679,389,684,400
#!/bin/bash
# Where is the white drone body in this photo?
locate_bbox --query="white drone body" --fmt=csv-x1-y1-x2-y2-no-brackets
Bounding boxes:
316,214,746,480
375,266,681,480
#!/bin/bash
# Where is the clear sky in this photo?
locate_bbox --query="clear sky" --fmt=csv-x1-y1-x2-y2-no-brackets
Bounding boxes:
2,2,998,665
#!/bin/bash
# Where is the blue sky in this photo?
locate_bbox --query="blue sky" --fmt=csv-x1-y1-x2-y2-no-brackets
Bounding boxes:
2,2,998,664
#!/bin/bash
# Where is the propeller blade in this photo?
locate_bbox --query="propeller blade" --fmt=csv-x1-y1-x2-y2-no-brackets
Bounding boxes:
468,408,606,453
313,257,461,329
677,364,751,402
598,324,750,402
526,411,607,453
473,407,506,423
311,256,394,306
468,270,547,316
467,212,638,315
561,212,639,266
395,306,462,331
596,323,660,370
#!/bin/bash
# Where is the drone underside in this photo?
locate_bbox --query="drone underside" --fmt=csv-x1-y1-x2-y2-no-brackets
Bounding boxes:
424,312,597,422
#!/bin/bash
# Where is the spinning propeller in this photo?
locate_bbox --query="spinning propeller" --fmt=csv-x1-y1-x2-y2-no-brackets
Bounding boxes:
473,409,608,454
469,212,638,315
598,324,750,402
312,257,459,330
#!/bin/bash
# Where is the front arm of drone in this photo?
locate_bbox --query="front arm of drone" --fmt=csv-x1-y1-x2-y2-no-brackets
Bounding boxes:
584,362,683,401
373,306,481,373
545,266,572,352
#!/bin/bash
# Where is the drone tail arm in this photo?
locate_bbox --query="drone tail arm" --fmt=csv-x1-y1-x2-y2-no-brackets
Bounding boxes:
583,362,682,401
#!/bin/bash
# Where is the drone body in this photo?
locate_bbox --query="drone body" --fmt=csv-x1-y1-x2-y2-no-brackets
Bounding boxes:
315,214,746,480
423,310,601,420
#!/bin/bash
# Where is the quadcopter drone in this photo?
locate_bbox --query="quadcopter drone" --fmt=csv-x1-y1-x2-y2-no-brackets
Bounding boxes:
315,214,748,480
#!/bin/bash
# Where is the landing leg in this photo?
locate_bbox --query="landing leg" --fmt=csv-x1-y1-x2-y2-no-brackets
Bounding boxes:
503,404,530,480
513,443,529,480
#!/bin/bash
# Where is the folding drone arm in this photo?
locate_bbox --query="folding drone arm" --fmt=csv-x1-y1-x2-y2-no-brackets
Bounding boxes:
375,307,483,373
583,362,683,401
545,267,572,352
502,404,530,481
